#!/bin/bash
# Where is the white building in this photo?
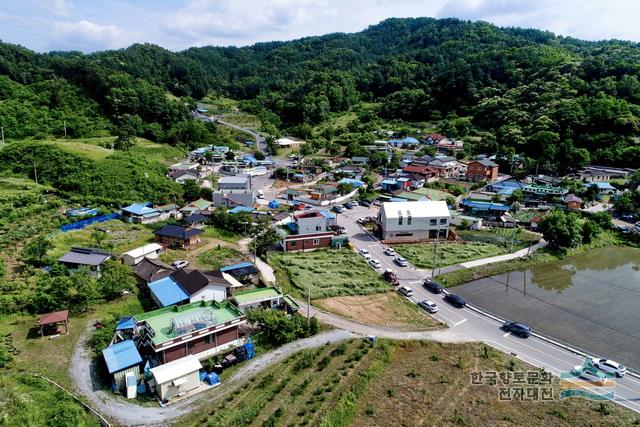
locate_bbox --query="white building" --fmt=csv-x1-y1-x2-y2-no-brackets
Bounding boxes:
122,243,164,266
378,201,451,242
150,355,202,402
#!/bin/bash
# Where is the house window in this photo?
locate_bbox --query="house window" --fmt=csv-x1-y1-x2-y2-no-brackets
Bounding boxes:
204,335,212,345
313,239,320,245
430,219,437,226
398,211,403,226
316,226,322,231
440,218,447,225
291,241,297,247
407,211,412,225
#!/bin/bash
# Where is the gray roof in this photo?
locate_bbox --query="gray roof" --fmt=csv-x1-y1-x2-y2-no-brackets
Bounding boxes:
218,175,250,184
474,159,498,168
59,247,111,266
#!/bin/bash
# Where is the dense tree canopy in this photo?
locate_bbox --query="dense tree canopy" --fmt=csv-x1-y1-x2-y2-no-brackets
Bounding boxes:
2,17,640,170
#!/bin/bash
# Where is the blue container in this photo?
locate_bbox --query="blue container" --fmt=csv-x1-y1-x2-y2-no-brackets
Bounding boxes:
205,373,220,385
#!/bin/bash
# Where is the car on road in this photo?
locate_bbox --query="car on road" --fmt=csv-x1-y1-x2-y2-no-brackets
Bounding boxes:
620,214,635,221
359,200,371,207
398,286,414,297
359,248,371,259
336,226,347,234
394,256,408,267
590,358,626,377
257,190,264,199
423,279,444,294
171,260,189,269
383,247,396,256
369,258,382,269
373,200,382,206
418,300,439,313
332,205,345,213
502,321,532,338
572,365,608,385
383,269,399,286
444,293,466,308
344,202,355,210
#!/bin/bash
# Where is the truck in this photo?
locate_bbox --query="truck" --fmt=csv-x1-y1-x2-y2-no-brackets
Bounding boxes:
383,269,399,286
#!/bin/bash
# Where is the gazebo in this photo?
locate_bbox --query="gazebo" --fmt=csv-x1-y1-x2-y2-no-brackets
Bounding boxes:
37,310,69,336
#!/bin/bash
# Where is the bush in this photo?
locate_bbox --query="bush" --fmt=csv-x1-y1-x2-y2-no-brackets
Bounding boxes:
246,308,319,346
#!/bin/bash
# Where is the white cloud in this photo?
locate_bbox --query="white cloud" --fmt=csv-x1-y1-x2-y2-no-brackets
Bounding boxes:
51,20,140,51
35,0,73,17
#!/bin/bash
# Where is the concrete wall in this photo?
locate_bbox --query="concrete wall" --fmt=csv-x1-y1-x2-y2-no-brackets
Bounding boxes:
190,285,227,303
156,370,200,401
379,211,450,241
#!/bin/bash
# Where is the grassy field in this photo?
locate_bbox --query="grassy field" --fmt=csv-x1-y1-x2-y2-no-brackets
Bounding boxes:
268,249,390,299
0,297,144,425
202,227,244,243
194,246,244,270
47,219,154,259
176,339,638,427
314,293,444,331
396,241,509,269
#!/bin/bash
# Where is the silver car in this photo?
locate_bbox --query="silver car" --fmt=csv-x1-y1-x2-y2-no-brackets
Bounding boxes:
418,300,439,313
590,358,626,377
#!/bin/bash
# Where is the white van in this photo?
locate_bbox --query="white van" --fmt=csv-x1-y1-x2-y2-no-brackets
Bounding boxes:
257,190,264,198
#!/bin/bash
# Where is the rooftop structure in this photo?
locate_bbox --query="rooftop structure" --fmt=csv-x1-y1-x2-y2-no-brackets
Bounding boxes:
58,247,111,267
102,340,143,374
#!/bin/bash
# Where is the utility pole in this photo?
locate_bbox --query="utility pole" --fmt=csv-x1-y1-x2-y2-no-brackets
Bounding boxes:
307,284,311,327
431,228,439,278
63,120,67,138
1,126,4,145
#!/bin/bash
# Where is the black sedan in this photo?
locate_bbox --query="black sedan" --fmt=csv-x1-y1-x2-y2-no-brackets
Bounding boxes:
444,293,466,308
423,279,444,294
359,200,371,207
502,321,532,338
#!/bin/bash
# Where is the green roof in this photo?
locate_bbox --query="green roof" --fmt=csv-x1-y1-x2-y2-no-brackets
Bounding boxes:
191,198,211,210
395,191,426,201
283,295,300,310
233,287,282,306
134,300,243,346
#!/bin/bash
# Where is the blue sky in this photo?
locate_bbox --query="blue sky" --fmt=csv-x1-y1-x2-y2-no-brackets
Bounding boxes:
1,0,639,53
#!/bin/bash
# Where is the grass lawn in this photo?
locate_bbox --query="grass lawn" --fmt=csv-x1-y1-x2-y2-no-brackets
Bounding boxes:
314,293,444,331
176,339,638,427
268,249,390,299
194,246,244,270
396,241,509,269
47,220,154,259
202,227,243,244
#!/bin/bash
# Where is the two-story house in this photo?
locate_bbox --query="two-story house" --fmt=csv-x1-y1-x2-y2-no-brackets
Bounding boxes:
378,201,451,242
466,159,499,182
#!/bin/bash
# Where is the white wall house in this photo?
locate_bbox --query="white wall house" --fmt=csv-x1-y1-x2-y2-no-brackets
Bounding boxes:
378,201,451,242
150,355,202,402
122,243,164,266
189,283,227,303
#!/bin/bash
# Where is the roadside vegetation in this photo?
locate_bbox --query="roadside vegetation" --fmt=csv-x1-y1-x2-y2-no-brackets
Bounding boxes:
314,293,444,331
177,339,639,427
268,249,390,299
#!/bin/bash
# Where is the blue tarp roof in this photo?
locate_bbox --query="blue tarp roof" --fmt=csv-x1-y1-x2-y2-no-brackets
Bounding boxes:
586,182,615,190
228,205,254,214
122,203,157,216
338,178,365,188
116,316,136,330
389,197,407,202
243,156,257,163
319,210,336,219
461,199,511,212
102,340,143,374
148,276,189,307
381,179,397,185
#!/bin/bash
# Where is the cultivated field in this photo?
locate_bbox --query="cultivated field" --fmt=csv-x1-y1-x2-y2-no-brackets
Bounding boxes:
178,339,638,427
314,293,443,331
268,250,390,299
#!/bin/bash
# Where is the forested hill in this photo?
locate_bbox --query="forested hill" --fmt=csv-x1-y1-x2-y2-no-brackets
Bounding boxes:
2,17,640,169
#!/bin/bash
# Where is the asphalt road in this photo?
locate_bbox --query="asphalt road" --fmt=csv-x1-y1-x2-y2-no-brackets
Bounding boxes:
338,204,640,413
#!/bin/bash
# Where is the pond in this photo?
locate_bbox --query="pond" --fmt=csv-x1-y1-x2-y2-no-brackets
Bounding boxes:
454,246,640,370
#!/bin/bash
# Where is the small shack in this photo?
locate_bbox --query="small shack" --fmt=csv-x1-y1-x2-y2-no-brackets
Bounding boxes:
37,310,69,336
150,355,202,402
102,340,143,393
122,243,164,266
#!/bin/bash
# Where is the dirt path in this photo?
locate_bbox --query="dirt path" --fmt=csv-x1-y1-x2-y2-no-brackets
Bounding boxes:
69,322,357,426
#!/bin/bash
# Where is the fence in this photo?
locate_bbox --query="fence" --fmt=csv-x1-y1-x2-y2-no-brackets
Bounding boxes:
60,213,121,232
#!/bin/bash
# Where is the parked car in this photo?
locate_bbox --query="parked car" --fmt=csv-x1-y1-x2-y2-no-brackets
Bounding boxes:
383,247,396,256
620,214,635,221
502,321,532,338
333,205,345,213
423,279,444,294
171,260,189,269
356,218,365,225
398,286,414,297
418,300,439,313
369,258,382,269
372,200,382,206
343,202,355,210
572,365,608,385
444,293,466,308
337,226,347,234
359,248,371,260
359,200,371,207
257,190,264,199
590,358,626,377
394,256,408,267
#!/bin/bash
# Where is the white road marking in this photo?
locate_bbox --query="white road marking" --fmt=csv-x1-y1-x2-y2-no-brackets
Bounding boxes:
453,318,468,326
503,331,511,337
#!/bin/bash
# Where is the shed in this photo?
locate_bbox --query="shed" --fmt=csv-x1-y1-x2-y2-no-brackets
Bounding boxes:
37,310,68,335
150,355,203,402
102,340,143,392
148,276,190,307
219,262,259,279
122,243,164,266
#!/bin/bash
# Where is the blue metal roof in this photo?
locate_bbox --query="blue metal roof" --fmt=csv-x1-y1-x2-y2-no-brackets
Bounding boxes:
116,316,136,330
243,156,257,163
586,182,615,190
122,203,157,216
381,179,397,185
102,340,142,374
228,205,254,214
148,276,189,307
338,178,365,188
319,210,336,219
461,199,510,212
